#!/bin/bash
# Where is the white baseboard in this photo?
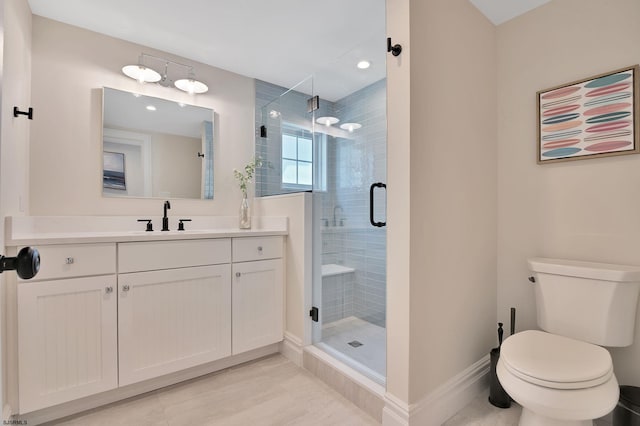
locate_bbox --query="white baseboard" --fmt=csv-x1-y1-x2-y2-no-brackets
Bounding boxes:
383,354,490,426
382,393,410,426
280,332,304,367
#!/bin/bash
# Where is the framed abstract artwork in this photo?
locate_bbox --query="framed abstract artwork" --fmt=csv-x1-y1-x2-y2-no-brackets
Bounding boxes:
103,151,126,190
537,65,639,164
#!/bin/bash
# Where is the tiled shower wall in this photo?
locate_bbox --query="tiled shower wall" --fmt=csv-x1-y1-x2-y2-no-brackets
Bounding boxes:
255,78,387,328
327,79,387,327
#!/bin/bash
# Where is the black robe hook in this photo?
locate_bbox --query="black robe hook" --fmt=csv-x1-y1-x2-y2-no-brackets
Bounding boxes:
387,37,402,57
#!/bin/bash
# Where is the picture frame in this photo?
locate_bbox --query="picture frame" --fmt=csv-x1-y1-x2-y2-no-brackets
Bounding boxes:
537,65,639,164
103,151,126,190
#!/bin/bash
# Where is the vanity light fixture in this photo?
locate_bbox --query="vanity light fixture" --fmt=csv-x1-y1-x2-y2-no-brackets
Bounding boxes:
175,71,209,94
122,53,208,94
122,54,161,83
316,116,340,126
340,122,362,132
357,60,371,69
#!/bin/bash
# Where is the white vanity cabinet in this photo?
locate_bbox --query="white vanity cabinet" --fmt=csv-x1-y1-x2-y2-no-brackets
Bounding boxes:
10,223,287,417
232,237,284,354
117,239,232,386
17,243,118,413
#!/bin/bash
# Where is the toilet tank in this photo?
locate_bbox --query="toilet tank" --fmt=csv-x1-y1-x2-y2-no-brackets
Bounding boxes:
528,257,640,347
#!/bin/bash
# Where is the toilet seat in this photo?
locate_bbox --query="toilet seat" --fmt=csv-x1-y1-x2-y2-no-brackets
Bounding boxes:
500,330,613,390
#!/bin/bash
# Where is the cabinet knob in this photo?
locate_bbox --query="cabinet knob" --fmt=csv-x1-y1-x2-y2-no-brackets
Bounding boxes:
122,284,130,292
65,257,74,265
236,272,241,278
105,286,113,294
257,246,263,253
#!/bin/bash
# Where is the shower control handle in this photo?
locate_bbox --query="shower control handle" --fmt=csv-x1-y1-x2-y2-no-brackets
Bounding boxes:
369,182,387,227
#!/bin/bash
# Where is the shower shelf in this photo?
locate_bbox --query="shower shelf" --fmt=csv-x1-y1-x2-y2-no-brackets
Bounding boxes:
321,264,355,277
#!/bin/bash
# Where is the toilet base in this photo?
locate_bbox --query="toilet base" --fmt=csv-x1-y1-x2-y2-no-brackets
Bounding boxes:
520,407,593,426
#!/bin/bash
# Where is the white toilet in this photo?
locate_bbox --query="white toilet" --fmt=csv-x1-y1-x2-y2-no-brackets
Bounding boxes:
497,257,640,426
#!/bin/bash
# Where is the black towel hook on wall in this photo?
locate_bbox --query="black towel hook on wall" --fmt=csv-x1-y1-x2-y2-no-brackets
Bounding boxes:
13,106,33,120
387,37,402,57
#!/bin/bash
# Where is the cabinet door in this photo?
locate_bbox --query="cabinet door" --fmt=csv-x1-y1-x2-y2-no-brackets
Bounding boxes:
118,264,231,386
18,276,118,413
232,259,284,354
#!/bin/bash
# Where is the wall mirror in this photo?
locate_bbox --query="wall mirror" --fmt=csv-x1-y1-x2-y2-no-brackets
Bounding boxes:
102,87,214,200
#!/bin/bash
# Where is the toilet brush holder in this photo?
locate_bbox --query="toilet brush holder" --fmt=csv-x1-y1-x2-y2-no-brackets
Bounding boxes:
489,347,511,408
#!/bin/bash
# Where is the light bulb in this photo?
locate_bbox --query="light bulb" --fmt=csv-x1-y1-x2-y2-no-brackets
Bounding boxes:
137,67,145,83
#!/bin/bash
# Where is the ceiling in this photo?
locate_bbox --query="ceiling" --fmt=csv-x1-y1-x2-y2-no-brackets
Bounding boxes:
27,0,386,102
27,1,551,101
103,88,212,138
469,0,552,25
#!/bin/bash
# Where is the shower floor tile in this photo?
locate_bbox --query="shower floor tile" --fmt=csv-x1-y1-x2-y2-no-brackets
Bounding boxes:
322,316,386,380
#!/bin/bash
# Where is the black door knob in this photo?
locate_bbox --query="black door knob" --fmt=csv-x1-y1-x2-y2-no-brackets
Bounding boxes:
0,247,40,280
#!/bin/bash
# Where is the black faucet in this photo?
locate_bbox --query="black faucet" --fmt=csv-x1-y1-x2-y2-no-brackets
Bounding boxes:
162,200,171,231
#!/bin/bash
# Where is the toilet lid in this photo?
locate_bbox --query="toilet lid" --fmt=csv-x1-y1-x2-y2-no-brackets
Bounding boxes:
500,330,613,390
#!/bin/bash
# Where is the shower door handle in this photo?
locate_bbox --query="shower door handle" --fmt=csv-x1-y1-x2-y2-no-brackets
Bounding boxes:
369,182,387,227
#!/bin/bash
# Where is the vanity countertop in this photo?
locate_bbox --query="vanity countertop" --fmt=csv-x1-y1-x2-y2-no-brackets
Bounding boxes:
5,216,288,246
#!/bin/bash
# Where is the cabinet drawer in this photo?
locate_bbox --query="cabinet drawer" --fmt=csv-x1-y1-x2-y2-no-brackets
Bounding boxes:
118,238,231,273
22,243,116,281
232,236,283,262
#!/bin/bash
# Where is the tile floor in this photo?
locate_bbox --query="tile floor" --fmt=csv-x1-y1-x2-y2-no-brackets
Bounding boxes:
45,354,618,425
443,389,613,426
48,354,378,426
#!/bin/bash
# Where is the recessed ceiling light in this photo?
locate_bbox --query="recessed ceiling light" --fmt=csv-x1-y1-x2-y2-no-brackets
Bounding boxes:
340,122,362,132
316,116,339,126
146,105,156,111
357,60,371,69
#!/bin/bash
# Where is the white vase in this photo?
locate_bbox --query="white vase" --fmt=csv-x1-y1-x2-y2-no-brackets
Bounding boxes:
239,193,251,229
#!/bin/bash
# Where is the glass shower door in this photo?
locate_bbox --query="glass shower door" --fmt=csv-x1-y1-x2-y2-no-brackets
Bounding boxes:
311,74,387,385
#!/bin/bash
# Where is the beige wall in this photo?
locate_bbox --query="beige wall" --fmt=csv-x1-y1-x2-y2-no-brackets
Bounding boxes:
386,0,498,410
497,0,640,386
1,0,32,414
29,17,255,216
385,0,412,408
408,0,497,401
150,132,201,199
1,0,31,219
390,0,498,405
